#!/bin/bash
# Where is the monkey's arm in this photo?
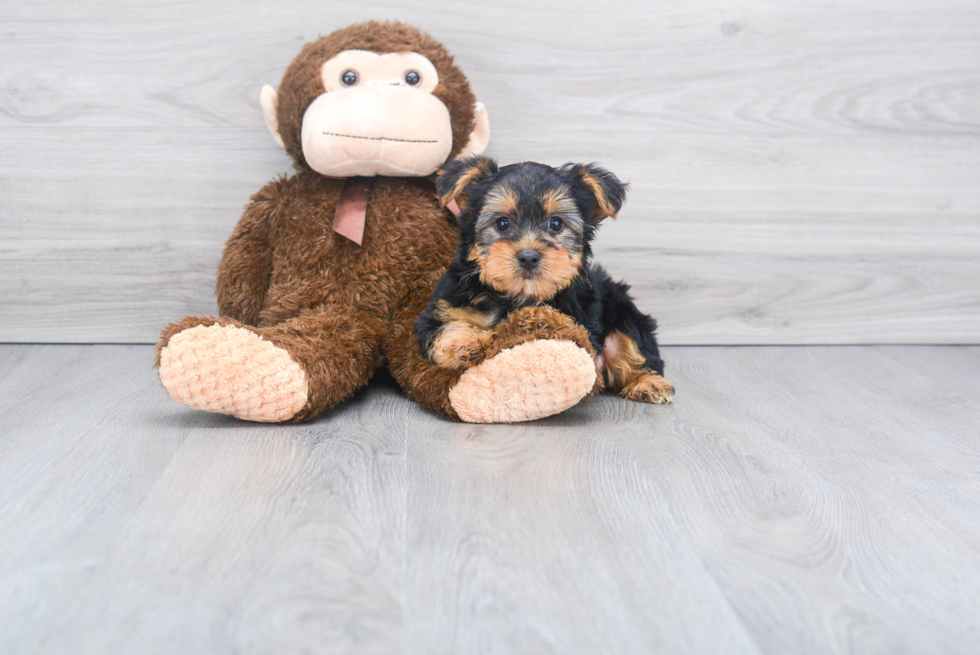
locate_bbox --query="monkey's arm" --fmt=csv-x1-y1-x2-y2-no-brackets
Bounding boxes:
216,180,282,325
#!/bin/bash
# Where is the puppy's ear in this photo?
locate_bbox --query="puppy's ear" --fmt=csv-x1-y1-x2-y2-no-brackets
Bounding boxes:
564,163,628,223
436,155,498,212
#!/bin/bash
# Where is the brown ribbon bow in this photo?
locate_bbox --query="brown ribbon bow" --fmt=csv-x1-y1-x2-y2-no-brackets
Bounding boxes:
333,176,461,246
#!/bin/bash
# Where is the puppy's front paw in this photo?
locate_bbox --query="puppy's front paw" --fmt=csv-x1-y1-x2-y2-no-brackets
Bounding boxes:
450,339,486,369
431,323,490,370
507,305,577,332
621,373,675,404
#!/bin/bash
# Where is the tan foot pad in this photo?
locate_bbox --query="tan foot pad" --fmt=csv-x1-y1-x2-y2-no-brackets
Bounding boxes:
449,339,596,423
158,324,309,423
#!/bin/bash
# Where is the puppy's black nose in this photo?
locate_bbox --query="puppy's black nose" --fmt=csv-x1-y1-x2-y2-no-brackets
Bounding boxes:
517,248,542,270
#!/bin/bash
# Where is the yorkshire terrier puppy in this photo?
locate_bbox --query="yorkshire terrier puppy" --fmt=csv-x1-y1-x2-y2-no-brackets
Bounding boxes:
414,156,674,405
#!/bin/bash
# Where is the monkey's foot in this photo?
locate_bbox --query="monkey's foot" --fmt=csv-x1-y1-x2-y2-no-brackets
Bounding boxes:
158,323,308,423
448,339,597,423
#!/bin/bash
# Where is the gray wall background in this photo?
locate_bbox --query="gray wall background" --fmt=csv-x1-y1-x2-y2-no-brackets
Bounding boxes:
1,0,978,344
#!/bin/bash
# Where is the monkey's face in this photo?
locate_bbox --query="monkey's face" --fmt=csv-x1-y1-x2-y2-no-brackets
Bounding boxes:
300,50,452,177
262,23,490,178
438,158,628,302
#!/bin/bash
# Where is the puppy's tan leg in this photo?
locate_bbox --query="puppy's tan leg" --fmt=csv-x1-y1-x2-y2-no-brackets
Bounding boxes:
430,321,493,369
603,330,674,404
622,372,675,404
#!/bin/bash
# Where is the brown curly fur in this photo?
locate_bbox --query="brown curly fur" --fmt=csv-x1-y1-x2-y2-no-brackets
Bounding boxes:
156,23,593,422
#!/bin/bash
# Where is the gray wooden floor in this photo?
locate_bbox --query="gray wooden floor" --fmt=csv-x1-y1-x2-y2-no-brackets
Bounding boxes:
1,344,978,654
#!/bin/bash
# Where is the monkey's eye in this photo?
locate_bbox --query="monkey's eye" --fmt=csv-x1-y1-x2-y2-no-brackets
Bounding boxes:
404,70,421,86
495,217,511,233
341,70,359,86
548,217,565,233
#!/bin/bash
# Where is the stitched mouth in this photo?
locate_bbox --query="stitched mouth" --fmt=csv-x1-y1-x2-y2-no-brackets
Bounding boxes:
322,132,438,144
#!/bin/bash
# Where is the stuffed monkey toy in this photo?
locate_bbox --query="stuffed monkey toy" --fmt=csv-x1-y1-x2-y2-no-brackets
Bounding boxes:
156,21,601,423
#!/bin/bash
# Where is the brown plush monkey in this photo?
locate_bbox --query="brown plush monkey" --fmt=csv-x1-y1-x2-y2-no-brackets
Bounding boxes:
155,21,600,423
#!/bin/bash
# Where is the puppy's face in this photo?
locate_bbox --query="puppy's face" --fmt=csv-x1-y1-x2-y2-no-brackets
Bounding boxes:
438,158,627,302
470,166,587,300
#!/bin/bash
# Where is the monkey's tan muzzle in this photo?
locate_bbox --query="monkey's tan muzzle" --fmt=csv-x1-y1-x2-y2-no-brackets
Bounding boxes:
301,86,454,178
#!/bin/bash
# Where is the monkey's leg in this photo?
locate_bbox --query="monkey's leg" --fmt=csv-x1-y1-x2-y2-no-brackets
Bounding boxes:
156,306,386,423
386,302,602,423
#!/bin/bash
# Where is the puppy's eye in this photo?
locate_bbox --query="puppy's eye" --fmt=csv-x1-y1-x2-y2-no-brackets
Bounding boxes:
404,70,421,86
548,217,565,233
341,70,359,86
495,217,511,233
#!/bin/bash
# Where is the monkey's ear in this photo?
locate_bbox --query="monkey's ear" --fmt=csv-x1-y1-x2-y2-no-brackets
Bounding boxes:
565,163,628,223
436,155,498,211
458,102,490,158
260,85,285,149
